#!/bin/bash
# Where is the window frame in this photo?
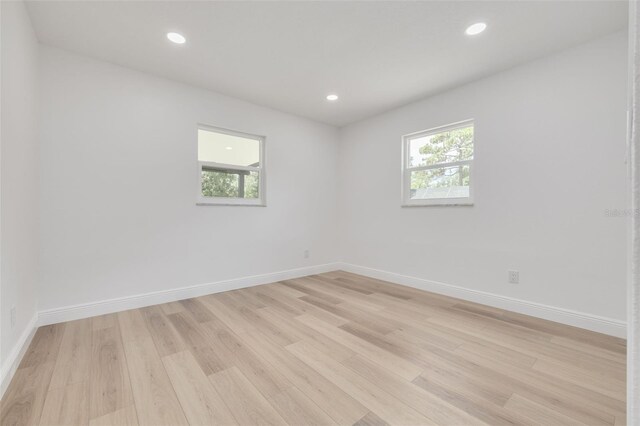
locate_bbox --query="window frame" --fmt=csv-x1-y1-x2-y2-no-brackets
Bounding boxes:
196,124,266,206
401,119,474,207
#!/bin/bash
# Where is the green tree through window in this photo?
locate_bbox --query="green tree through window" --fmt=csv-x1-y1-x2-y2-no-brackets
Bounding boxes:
201,169,259,198
411,126,473,191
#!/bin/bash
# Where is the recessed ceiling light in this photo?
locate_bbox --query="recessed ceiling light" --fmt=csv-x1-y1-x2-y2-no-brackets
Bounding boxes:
225,146,233,150
326,94,339,101
167,32,186,44
465,22,487,36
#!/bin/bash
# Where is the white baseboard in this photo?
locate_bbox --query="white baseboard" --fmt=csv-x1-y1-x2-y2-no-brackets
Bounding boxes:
338,263,627,338
1,313,38,399
38,263,340,327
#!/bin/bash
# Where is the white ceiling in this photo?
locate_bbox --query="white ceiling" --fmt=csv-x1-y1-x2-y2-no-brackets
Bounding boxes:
26,1,628,127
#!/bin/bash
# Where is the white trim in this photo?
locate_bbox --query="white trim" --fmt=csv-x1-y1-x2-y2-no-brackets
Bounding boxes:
403,119,475,139
0,313,38,399
628,1,639,422
337,263,627,338
196,197,266,207
37,263,339,326
402,197,474,207
200,161,259,173
408,159,472,172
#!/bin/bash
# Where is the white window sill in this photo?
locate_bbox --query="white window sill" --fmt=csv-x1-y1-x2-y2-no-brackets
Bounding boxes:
402,198,474,207
197,198,266,207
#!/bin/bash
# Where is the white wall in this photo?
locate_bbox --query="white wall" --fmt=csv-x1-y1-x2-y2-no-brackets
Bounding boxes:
38,46,339,312
338,31,628,322
1,0,40,373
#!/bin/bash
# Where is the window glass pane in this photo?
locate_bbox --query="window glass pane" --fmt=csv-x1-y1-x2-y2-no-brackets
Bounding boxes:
244,171,259,199
198,128,260,167
201,168,259,199
409,125,473,167
410,164,470,199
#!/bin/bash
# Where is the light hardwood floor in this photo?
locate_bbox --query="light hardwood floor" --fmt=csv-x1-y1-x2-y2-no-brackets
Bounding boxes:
1,271,626,425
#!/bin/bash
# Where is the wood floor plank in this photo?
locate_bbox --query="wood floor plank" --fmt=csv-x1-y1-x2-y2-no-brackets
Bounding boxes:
89,325,134,420
199,293,259,334
341,323,515,408
500,310,626,353
446,334,619,422
286,340,436,426
454,341,538,369
180,297,216,323
267,387,338,426
92,313,118,331
1,362,56,426
445,314,624,376
48,318,92,390
258,288,349,327
299,295,398,335
280,279,343,304
118,309,151,342
167,311,233,375
229,289,268,310
325,276,379,295
259,306,357,361
269,282,309,298
419,342,620,424
209,366,288,426
532,357,626,401
304,274,375,296
504,393,585,426
295,314,422,381
122,337,188,425
293,276,385,312
550,335,626,364
162,350,237,425
352,412,389,426
238,329,369,425
334,276,414,301
387,326,463,352
140,305,186,357
159,301,185,316
342,354,486,426
411,374,530,426
201,319,293,397
89,405,139,426
246,287,303,316
263,285,346,325
39,381,90,426
339,321,446,371
255,307,306,343
19,324,65,369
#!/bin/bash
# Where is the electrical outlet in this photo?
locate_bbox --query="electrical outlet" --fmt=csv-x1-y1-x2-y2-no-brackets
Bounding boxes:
304,250,310,259
10,307,16,329
508,270,519,284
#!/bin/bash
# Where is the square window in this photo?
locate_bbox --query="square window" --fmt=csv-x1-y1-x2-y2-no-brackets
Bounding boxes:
402,120,474,206
197,125,265,205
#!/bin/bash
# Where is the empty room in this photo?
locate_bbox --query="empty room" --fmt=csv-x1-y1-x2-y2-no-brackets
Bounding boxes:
2,0,639,425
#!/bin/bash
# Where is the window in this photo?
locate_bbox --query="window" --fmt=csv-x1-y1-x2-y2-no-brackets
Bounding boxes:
197,125,265,206
402,120,474,206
